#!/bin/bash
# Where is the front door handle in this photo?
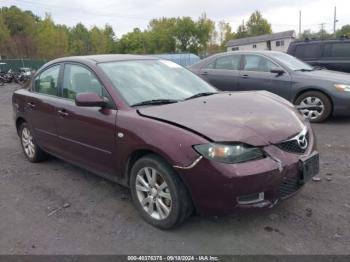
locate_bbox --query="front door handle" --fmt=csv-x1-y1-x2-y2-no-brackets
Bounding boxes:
200,71,208,76
241,74,249,79
58,109,69,117
27,102,35,109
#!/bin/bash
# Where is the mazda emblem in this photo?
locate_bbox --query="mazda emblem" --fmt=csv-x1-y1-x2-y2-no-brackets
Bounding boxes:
297,134,308,150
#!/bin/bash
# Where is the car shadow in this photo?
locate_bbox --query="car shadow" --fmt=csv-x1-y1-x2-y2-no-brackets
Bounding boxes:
313,116,350,126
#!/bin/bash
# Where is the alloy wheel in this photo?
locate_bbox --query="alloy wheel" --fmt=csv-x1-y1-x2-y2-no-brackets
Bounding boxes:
21,127,35,158
299,96,325,120
135,167,172,220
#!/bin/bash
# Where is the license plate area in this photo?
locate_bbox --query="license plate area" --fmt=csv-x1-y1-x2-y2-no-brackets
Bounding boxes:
300,152,319,182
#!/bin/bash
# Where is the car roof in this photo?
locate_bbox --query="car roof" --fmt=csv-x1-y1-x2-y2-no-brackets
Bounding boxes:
290,39,350,45
205,50,284,59
50,54,157,64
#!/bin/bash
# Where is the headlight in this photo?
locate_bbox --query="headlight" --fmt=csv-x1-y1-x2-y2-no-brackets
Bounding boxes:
193,143,265,164
335,84,350,92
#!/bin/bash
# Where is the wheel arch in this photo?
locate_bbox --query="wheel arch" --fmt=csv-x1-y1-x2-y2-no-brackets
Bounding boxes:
124,148,195,208
293,88,334,113
15,116,27,135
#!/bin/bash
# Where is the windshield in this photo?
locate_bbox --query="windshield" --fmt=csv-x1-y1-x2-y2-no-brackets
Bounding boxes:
98,60,216,106
269,52,313,71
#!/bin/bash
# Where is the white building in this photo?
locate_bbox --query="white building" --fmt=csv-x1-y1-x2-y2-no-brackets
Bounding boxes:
226,30,296,53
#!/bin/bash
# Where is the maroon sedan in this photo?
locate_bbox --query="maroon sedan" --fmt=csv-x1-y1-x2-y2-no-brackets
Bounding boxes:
12,55,319,229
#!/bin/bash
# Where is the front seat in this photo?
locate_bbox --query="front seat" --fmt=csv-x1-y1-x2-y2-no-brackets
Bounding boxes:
72,72,92,95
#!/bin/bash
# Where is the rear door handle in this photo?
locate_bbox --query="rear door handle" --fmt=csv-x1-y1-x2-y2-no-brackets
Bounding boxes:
200,71,208,76
58,109,69,117
27,102,35,109
241,74,249,79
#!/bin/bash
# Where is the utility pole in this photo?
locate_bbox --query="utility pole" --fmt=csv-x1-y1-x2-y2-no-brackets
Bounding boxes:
299,10,302,39
333,6,338,36
319,23,326,40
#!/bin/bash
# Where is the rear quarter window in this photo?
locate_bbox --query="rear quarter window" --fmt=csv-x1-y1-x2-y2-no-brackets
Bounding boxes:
323,42,350,57
295,44,321,60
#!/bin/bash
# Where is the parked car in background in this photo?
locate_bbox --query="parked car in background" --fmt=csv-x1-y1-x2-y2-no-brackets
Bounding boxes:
190,51,350,122
14,67,33,85
18,67,33,76
13,55,319,228
287,39,350,73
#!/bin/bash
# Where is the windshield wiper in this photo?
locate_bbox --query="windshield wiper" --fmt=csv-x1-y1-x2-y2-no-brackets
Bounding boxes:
294,68,314,72
131,99,178,107
184,92,217,101
313,66,325,70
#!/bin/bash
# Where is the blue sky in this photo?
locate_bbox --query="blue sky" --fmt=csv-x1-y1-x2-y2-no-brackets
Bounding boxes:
3,0,350,36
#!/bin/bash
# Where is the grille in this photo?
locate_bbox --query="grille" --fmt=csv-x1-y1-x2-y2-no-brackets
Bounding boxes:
276,132,310,154
280,176,303,199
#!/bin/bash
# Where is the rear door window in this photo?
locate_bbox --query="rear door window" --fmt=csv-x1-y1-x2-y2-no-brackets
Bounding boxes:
205,55,240,70
34,65,60,96
323,42,350,57
294,44,321,60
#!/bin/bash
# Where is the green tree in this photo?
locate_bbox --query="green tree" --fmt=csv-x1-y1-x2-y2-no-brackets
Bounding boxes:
1,6,37,57
195,13,215,55
245,11,272,37
301,29,333,40
236,23,248,39
147,17,177,53
0,16,11,58
90,26,107,54
69,23,90,55
103,24,116,53
336,25,350,38
217,20,235,47
35,14,69,59
118,28,148,54
174,17,197,52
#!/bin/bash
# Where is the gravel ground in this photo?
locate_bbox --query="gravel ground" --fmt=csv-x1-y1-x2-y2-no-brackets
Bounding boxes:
0,83,349,255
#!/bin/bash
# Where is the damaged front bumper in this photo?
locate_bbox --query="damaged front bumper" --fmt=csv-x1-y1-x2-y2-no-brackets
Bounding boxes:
174,133,318,216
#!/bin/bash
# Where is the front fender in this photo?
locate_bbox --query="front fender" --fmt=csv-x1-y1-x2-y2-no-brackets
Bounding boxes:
115,110,209,178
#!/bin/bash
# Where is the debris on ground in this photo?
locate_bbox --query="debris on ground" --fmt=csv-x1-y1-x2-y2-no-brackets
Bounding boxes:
333,233,342,240
47,203,71,217
305,208,313,217
264,226,273,232
312,176,322,182
326,177,332,181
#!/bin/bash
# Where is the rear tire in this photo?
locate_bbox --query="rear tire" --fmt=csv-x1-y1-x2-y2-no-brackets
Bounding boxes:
130,154,193,229
19,122,48,162
295,91,332,123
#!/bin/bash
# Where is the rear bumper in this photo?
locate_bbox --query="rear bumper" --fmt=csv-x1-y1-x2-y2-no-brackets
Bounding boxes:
176,134,317,216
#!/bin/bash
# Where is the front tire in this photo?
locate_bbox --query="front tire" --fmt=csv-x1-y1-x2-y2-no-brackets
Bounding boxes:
295,91,332,123
130,154,193,229
19,122,48,162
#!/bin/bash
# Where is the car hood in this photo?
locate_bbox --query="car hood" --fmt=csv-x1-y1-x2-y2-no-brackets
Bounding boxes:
294,69,350,83
138,91,306,146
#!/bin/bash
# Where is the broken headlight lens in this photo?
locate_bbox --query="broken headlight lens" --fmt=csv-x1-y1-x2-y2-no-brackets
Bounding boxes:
193,143,264,164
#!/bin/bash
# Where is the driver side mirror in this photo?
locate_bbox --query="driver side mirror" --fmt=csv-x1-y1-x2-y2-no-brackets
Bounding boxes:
75,92,107,108
270,68,285,75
